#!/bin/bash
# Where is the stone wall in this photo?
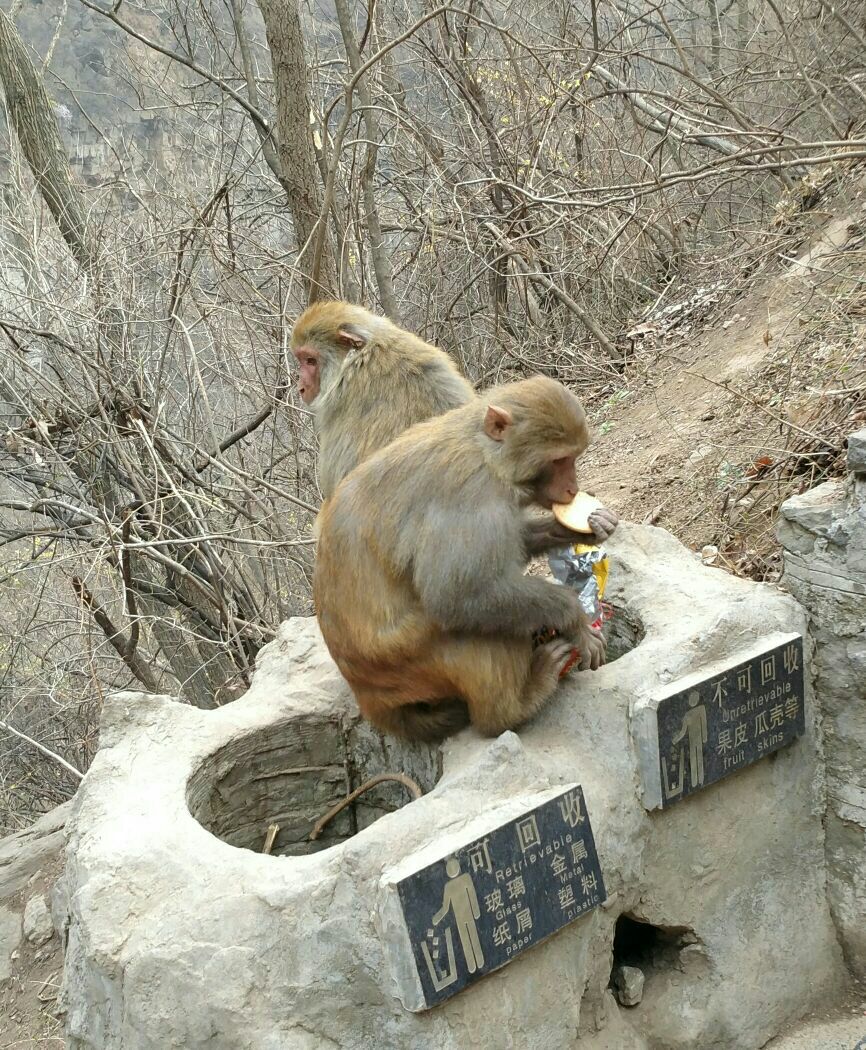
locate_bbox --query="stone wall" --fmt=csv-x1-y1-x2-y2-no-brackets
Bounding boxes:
777,428,866,975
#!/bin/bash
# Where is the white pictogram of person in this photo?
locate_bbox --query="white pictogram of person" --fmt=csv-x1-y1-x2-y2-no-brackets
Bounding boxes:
431,857,485,973
672,689,708,789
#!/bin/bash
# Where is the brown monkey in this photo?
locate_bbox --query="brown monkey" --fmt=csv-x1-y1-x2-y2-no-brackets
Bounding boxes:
291,300,618,546
314,376,607,742
291,301,475,499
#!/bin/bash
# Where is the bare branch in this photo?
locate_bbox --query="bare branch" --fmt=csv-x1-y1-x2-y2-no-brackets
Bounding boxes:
72,577,161,692
0,719,84,780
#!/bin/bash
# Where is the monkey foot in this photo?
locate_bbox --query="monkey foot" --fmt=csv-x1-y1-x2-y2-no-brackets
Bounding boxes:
532,627,580,678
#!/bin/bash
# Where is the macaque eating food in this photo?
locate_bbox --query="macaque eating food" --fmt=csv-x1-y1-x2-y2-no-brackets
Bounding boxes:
542,494,616,678
314,376,611,742
552,491,607,535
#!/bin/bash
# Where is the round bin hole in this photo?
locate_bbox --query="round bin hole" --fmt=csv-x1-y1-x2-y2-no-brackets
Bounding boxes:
187,608,643,858
187,715,441,857
603,603,645,661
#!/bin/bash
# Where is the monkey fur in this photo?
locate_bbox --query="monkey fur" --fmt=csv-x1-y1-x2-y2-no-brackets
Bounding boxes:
291,301,474,499
314,376,607,742
291,300,617,547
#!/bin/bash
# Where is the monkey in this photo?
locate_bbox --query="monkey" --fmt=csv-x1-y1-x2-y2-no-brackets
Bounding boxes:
290,299,618,547
291,301,475,500
314,375,610,743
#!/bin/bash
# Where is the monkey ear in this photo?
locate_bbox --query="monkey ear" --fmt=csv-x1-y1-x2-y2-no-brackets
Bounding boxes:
336,324,369,350
483,404,513,442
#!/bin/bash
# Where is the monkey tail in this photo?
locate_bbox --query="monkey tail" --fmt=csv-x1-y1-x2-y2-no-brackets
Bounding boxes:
372,699,470,743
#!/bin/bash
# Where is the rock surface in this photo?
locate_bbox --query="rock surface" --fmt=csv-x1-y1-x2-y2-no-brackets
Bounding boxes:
0,906,22,985
60,524,846,1049
765,990,866,1050
778,463,866,976
23,893,54,946
847,427,866,474
0,803,70,899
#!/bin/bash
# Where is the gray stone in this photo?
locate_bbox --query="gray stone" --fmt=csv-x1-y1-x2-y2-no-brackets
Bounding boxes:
24,893,54,946
59,525,846,1050
50,870,71,949
848,521,866,574
679,942,710,976
847,428,866,473
779,465,866,976
613,965,644,1007
778,481,846,535
688,445,714,465
0,905,22,985
0,802,70,899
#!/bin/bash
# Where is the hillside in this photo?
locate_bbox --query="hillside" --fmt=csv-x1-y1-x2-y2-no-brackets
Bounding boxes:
584,167,866,579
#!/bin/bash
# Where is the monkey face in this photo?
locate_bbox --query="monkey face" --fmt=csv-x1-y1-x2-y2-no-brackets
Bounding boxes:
292,344,321,404
291,306,373,406
482,388,586,509
532,455,579,508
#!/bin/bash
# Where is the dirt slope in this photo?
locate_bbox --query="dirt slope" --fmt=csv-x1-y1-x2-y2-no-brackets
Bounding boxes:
583,171,866,578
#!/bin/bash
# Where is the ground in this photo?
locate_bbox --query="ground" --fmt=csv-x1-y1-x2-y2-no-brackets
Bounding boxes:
0,854,64,1049
766,983,866,1049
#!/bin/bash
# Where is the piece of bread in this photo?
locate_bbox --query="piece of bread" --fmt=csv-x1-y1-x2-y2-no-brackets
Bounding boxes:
552,491,604,534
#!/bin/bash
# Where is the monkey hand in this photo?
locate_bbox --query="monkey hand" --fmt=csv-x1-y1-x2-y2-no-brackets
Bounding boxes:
577,623,606,671
586,506,619,544
522,511,585,555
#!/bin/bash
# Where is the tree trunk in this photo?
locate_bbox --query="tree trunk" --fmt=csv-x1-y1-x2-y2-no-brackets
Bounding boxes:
0,9,97,277
257,0,337,299
333,0,399,320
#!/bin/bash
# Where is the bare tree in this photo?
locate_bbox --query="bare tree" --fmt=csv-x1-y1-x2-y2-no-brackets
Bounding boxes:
0,2,317,722
332,0,399,320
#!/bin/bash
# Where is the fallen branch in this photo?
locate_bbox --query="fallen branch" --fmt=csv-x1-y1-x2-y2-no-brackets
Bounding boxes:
309,773,423,841
0,719,84,780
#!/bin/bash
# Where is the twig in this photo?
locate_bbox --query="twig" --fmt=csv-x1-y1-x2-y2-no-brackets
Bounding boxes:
0,719,83,780
310,4,456,295
253,764,332,781
262,823,280,855
75,0,271,135
684,371,839,449
72,577,160,692
309,773,423,841
120,513,140,663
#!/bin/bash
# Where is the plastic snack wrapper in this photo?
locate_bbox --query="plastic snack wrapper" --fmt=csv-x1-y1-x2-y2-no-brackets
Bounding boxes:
549,542,610,631
532,542,612,678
